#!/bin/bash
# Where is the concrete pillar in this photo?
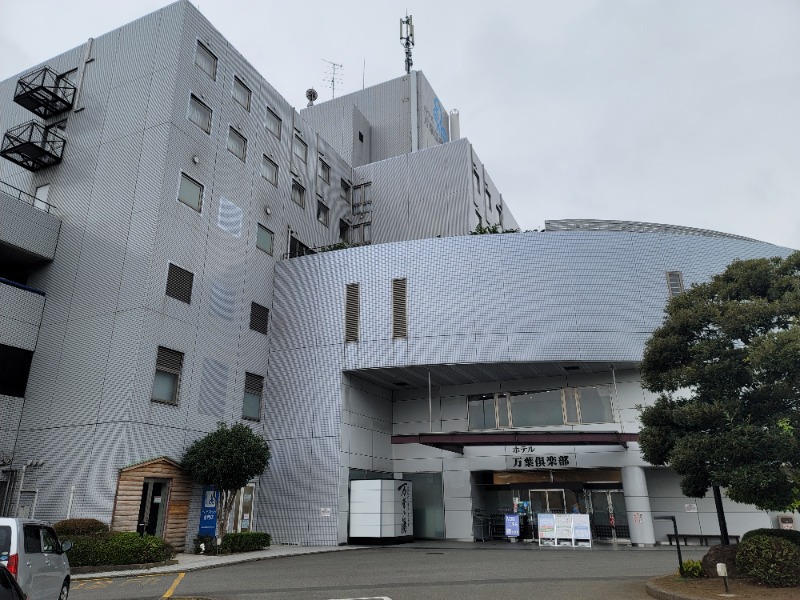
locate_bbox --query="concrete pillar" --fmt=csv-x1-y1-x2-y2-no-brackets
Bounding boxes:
622,465,656,546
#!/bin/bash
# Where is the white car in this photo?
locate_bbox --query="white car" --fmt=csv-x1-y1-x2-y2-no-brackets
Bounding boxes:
0,519,72,600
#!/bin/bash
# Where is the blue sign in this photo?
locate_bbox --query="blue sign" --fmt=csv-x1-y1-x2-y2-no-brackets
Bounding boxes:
504,514,520,537
198,486,218,536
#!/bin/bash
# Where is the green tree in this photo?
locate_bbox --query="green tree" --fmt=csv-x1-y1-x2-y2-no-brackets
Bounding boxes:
638,251,800,522
182,423,271,541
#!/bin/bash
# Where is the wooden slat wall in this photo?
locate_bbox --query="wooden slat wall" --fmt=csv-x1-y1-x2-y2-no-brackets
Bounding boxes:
111,462,193,552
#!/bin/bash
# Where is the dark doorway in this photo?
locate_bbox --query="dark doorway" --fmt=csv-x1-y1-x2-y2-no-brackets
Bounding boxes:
137,478,170,536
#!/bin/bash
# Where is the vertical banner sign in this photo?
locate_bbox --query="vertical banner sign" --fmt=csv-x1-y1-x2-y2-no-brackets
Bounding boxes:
505,514,520,537
198,485,218,536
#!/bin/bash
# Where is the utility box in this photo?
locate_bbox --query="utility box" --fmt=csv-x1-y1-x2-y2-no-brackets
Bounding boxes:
778,514,795,530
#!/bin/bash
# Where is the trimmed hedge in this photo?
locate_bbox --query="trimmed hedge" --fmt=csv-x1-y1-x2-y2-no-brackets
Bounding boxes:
66,532,175,568
219,532,271,554
741,527,800,548
735,534,800,587
53,519,109,537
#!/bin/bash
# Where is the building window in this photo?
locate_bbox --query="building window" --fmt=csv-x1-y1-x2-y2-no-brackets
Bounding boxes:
468,385,614,430
261,155,278,185
288,236,314,258
473,167,481,195
178,173,203,212
195,41,217,80
351,222,372,245
291,181,305,208
486,189,492,212
256,224,273,255
293,134,307,163
233,76,251,110
188,95,212,133
666,271,684,297
317,199,329,226
227,127,247,161
358,131,364,143
242,372,264,421
340,179,351,202
152,346,184,405
166,263,194,303
250,302,269,335
339,219,350,244
392,278,407,339
318,159,330,183
345,283,359,342
266,108,281,139
352,183,372,215
0,343,33,397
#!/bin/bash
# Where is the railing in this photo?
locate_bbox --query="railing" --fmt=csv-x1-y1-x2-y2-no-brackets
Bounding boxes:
1,120,66,172
0,276,45,297
0,179,54,213
14,66,76,118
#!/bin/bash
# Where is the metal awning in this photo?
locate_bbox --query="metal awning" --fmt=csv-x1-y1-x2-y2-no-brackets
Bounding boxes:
391,431,638,454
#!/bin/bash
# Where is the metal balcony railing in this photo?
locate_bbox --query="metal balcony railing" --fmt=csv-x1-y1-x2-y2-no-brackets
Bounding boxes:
1,121,66,172
13,66,76,118
0,179,55,213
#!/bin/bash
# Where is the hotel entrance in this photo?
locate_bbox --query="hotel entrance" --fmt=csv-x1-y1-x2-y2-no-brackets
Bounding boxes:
472,469,629,542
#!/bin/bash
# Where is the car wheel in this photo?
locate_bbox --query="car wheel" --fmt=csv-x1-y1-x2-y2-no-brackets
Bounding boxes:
58,580,69,600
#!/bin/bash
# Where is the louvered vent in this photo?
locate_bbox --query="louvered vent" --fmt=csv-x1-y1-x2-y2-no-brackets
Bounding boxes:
250,302,269,335
392,278,408,338
666,271,684,297
245,372,264,394
345,283,359,342
166,263,194,303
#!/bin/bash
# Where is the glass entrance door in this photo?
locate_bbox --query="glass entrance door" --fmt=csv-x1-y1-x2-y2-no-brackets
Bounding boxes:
589,490,629,541
137,478,170,536
529,489,566,513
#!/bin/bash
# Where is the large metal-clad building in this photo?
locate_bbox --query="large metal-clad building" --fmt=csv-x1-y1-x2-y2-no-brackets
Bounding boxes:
0,0,794,550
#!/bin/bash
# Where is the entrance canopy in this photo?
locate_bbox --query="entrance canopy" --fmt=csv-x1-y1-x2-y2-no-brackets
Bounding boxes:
392,431,638,454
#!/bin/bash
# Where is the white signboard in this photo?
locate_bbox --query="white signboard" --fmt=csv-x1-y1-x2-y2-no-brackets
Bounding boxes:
685,503,698,513
320,507,331,517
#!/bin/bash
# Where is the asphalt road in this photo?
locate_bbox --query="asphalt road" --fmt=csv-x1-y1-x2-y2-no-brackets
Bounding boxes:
71,543,708,600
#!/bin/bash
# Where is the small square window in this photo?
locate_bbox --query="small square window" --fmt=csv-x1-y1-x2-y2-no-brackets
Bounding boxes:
317,199,329,226
256,224,273,255
291,181,305,208
178,173,203,212
293,134,307,163
340,179,351,202
195,42,217,80
227,127,247,161
166,263,194,304
242,372,264,421
266,109,281,139
261,155,278,185
318,159,330,183
250,302,269,335
233,76,251,110
188,95,212,133
152,346,183,405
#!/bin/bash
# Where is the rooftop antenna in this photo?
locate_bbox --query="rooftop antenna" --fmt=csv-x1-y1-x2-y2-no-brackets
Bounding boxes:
400,14,414,74
322,59,343,99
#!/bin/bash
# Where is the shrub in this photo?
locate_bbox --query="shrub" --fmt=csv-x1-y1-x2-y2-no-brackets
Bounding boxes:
681,559,705,578
735,534,800,587
53,518,109,537
66,532,175,567
218,532,271,554
741,527,800,548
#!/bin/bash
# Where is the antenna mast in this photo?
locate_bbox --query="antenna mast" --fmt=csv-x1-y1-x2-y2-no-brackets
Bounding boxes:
322,59,343,99
400,15,414,74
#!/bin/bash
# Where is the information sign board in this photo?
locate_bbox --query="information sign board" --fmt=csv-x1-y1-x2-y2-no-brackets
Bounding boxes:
505,514,520,537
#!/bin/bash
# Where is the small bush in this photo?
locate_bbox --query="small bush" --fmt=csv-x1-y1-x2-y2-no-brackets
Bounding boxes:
218,532,271,554
681,559,705,578
741,527,800,548
66,532,175,567
53,518,109,537
735,534,800,587
193,535,218,554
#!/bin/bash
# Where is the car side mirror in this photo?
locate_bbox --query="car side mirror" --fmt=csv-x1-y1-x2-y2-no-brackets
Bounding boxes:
60,540,73,553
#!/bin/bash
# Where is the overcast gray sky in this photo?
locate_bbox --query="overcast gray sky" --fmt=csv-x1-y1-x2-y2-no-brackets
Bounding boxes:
1,0,797,248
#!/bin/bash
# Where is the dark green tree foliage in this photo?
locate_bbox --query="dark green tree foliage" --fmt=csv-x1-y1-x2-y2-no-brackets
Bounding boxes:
182,423,271,539
639,251,800,511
